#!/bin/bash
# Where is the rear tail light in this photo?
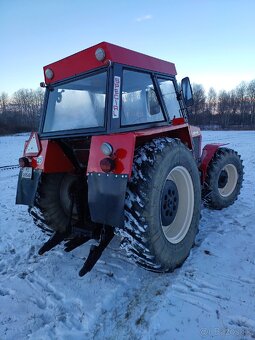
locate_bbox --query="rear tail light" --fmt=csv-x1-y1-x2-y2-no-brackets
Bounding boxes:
19,157,30,168
100,158,115,173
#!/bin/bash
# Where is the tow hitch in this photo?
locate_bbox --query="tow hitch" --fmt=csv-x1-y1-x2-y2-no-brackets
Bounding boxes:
38,226,114,276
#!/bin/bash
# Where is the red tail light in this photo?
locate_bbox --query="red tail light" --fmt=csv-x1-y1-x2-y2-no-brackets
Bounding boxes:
19,157,30,168
100,158,115,173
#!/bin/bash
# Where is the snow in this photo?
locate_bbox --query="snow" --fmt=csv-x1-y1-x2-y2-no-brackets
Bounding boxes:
0,131,255,339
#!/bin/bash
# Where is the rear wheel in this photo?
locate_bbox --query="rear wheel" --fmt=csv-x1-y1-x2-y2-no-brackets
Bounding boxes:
119,138,201,272
29,173,86,233
202,148,244,209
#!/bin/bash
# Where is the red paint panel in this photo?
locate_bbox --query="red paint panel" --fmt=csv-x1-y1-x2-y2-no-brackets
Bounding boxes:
31,140,74,173
43,43,106,84
44,42,177,84
134,124,192,150
134,123,189,138
87,133,136,177
200,143,227,183
103,42,177,76
87,125,192,178
134,123,188,137
172,117,185,126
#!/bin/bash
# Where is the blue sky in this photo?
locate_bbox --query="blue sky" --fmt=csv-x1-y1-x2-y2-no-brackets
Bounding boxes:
1,0,255,95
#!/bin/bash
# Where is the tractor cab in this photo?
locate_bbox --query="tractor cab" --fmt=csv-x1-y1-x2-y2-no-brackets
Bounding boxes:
40,42,192,139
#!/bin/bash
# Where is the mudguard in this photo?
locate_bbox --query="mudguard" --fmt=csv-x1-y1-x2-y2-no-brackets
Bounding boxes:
88,172,128,227
16,169,42,206
200,143,227,183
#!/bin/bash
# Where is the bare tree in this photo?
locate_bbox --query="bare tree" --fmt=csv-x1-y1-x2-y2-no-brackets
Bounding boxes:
235,82,248,126
247,79,255,125
0,92,9,113
218,90,232,128
12,88,44,130
207,87,217,115
190,84,206,125
192,84,206,114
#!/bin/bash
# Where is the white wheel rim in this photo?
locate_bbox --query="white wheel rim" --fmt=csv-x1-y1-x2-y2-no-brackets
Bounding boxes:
218,164,238,197
161,166,194,244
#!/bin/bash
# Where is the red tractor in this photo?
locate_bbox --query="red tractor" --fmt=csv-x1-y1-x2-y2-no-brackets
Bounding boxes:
16,42,244,276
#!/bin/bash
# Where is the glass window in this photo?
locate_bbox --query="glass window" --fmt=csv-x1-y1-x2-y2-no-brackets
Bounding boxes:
43,72,107,132
121,70,165,126
157,79,181,120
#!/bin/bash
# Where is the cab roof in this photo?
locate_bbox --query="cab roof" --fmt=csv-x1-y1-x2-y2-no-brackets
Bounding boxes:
43,42,177,84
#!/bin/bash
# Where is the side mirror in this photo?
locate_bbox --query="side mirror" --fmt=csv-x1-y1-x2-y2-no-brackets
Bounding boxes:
181,77,194,107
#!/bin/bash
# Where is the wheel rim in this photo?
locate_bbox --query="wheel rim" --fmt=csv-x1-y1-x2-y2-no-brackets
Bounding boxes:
218,164,238,197
161,180,179,226
161,166,194,244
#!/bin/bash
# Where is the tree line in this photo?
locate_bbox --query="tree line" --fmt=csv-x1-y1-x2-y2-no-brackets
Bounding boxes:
0,79,255,135
189,79,255,129
0,88,44,135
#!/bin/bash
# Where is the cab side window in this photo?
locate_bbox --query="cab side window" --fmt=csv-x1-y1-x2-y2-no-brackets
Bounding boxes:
121,70,165,126
157,78,181,120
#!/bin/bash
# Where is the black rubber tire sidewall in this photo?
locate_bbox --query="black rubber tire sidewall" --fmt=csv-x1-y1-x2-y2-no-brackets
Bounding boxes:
122,138,201,272
203,148,244,209
30,173,78,233
144,142,201,270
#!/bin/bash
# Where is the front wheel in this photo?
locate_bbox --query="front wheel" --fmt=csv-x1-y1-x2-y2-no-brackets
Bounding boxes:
119,138,201,273
202,147,244,209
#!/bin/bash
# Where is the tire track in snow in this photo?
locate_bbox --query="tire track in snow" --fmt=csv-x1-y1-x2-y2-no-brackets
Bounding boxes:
91,197,255,339
228,316,255,338
91,264,222,339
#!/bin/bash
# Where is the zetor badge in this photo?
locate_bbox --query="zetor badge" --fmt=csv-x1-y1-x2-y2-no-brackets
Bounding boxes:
16,42,244,277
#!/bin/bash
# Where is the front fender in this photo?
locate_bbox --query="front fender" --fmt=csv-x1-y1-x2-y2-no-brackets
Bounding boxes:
200,143,227,183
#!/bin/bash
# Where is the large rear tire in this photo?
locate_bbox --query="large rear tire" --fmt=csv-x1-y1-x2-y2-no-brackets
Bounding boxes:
202,147,244,209
119,138,201,272
29,173,85,233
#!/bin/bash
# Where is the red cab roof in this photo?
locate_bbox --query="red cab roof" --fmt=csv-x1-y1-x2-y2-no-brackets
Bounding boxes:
43,42,177,84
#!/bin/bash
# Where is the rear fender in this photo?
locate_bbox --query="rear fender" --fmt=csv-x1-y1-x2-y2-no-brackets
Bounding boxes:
200,143,227,183
87,133,136,177
29,139,74,173
87,133,136,226
16,133,74,206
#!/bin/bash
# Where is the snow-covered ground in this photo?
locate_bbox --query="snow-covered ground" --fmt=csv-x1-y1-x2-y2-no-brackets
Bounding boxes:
0,131,255,340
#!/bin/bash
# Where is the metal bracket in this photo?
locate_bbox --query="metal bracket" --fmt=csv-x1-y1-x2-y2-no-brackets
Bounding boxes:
79,226,114,276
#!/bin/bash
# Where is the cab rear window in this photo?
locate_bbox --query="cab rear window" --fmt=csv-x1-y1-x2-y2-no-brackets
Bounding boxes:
43,71,107,133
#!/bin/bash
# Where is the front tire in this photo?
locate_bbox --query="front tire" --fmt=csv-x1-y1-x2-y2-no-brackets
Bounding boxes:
119,138,201,272
202,147,244,209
